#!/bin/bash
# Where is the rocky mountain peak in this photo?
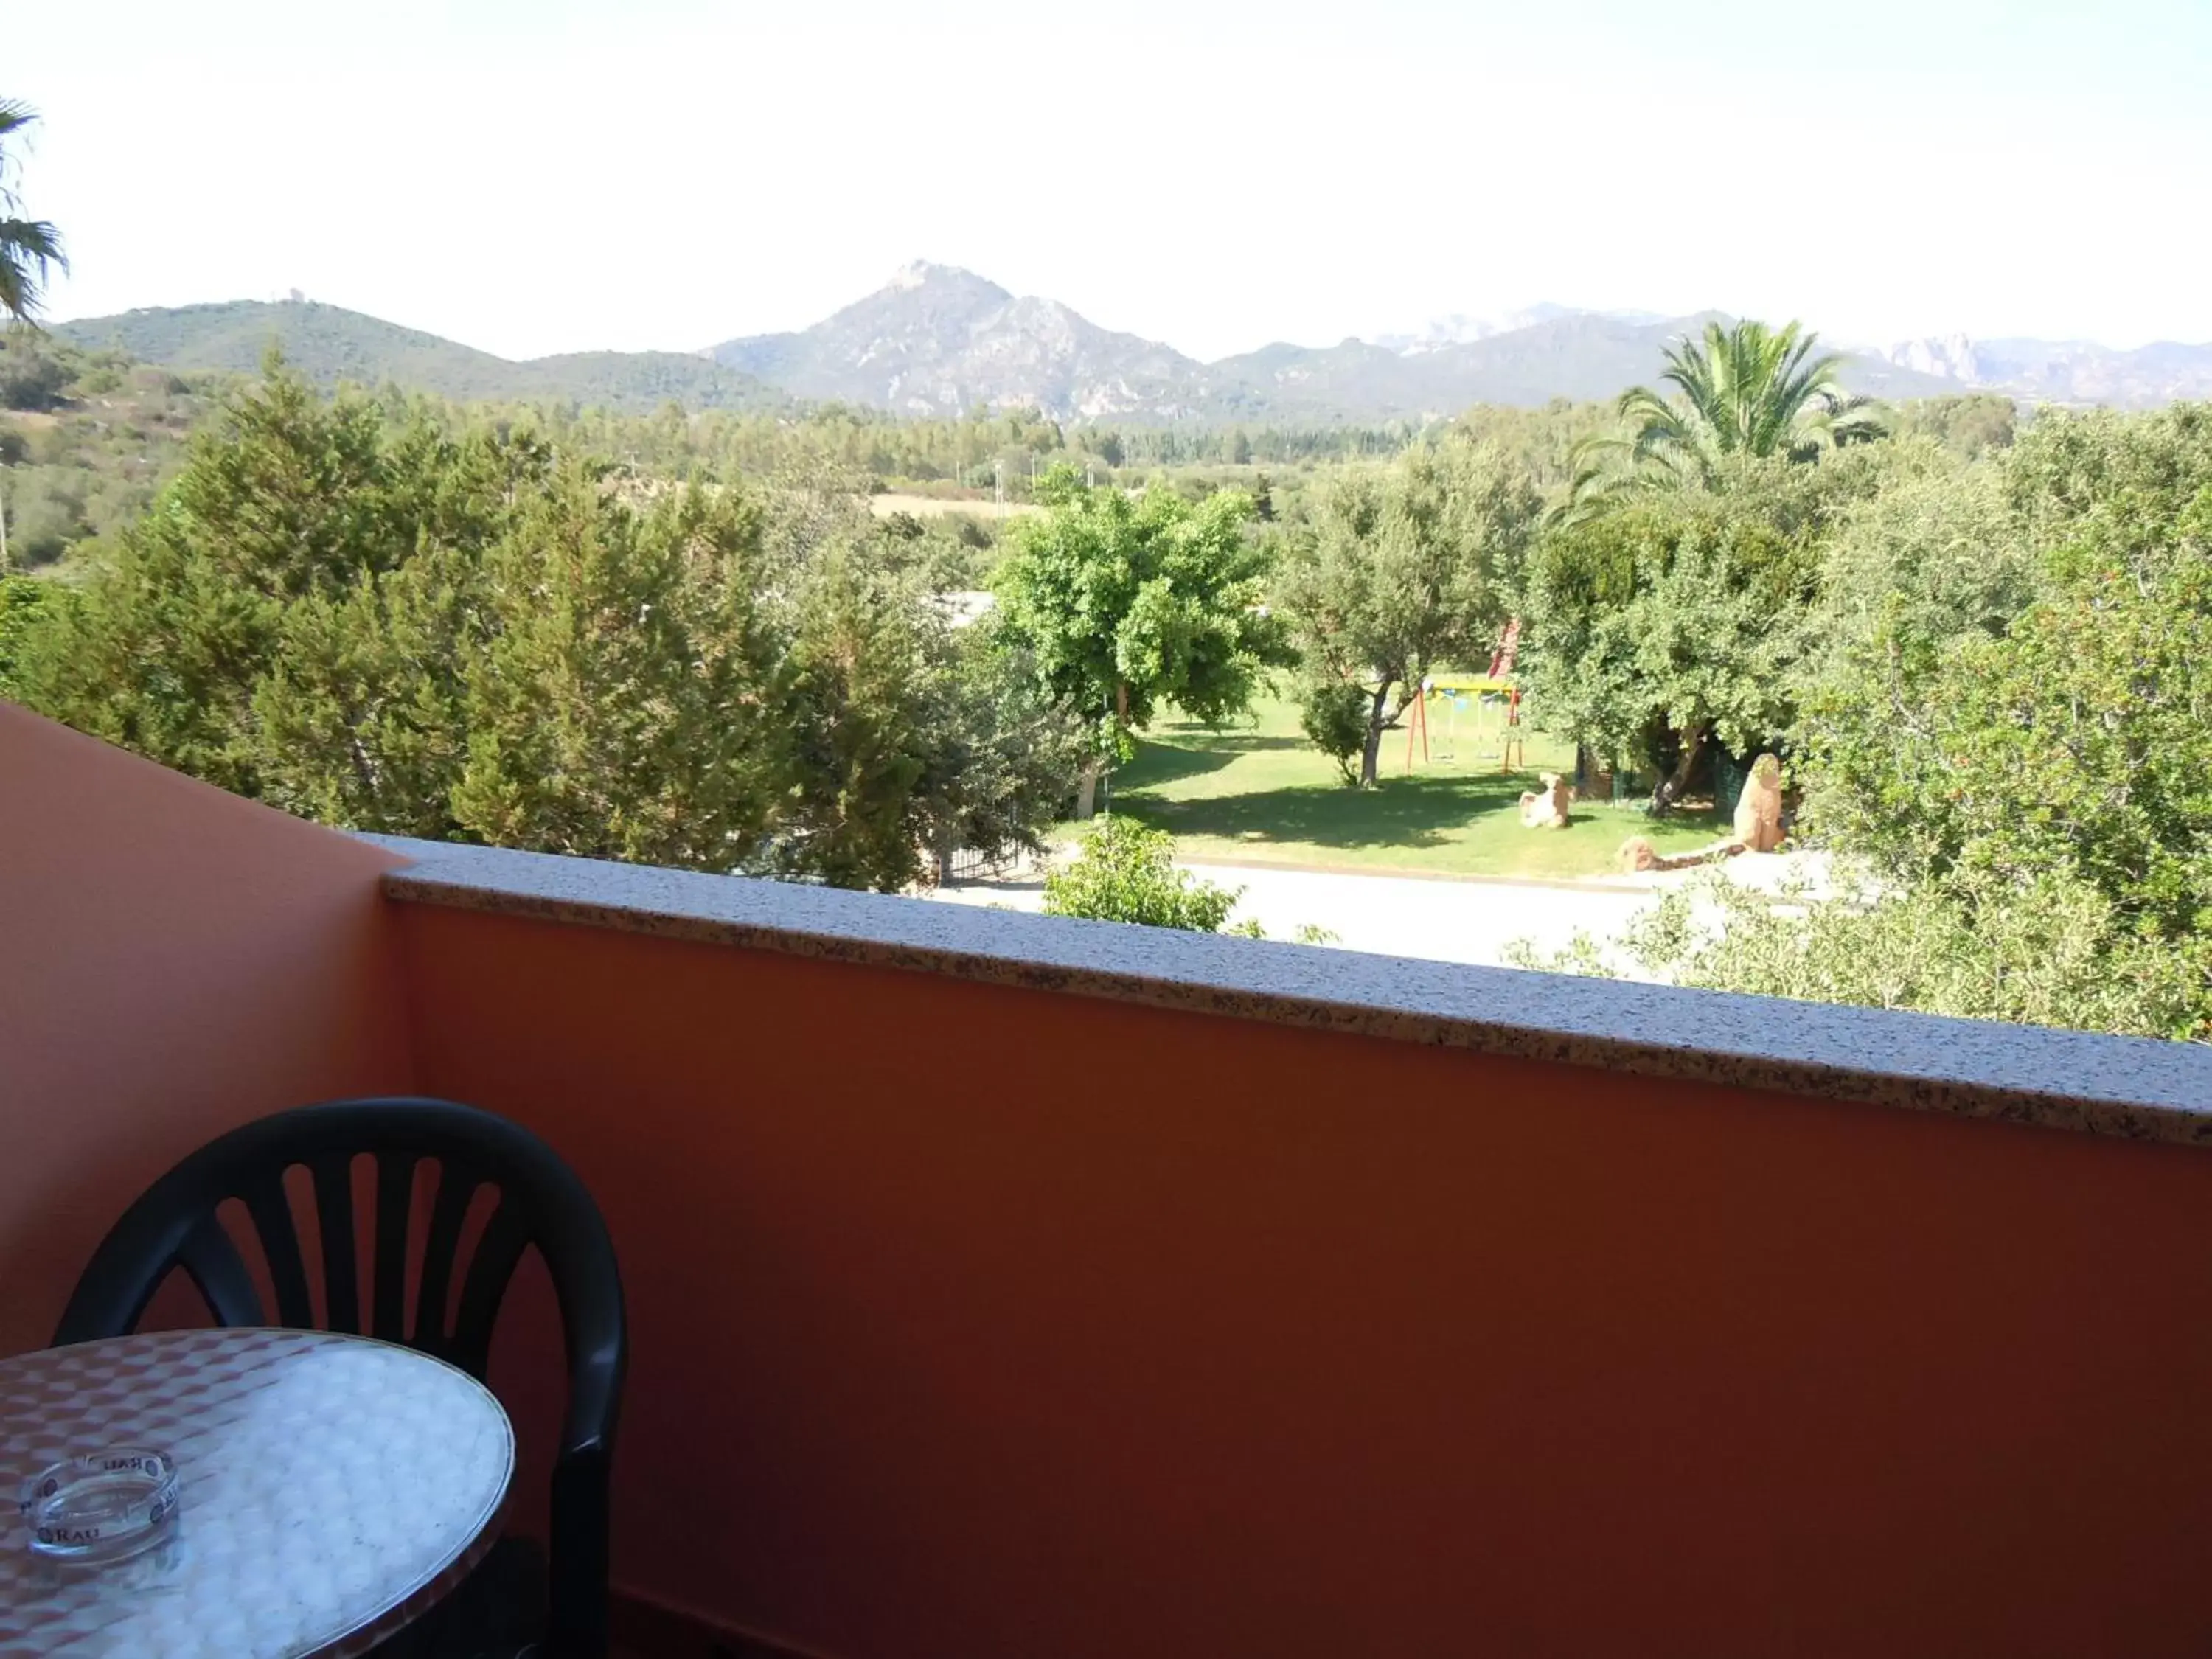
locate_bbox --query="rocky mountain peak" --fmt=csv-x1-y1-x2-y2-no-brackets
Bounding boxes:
1879,333,1986,383
871,260,1008,304
693,269,2212,422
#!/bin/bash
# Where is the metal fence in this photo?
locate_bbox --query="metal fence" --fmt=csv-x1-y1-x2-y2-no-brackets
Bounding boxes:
939,844,1030,885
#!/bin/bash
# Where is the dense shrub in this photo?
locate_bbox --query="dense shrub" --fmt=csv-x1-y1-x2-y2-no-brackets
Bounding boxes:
1042,818,1243,933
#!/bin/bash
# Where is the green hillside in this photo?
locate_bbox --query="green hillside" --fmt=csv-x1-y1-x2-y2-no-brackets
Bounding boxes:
55,300,787,413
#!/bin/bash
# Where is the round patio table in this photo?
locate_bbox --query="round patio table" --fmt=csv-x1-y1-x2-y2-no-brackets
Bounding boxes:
0,1327,513,1658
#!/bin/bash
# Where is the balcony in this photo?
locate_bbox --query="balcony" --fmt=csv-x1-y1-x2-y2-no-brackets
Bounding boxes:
8,696,2212,1658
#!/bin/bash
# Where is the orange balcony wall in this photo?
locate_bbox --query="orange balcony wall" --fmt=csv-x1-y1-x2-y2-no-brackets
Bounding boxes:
0,705,418,1357
9,700,2212,1658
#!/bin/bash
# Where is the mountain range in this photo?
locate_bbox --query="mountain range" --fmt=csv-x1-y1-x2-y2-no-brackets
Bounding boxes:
1862,331,2212,413
703,264,1978,422
56,264,2212,426
53,300,787,414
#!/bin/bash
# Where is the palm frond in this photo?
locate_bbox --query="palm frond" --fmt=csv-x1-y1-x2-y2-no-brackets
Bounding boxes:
0,99,60,322
1563,316,1893,518
0,100,39,211
0,215,67,324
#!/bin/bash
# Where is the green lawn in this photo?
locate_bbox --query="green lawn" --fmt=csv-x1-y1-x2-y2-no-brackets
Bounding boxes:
1094,694,1730,880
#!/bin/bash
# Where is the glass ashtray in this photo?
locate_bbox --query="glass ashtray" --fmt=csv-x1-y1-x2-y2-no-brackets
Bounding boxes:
17,1449,181,1563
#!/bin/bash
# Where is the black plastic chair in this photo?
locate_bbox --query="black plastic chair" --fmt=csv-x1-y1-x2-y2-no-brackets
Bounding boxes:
53,1096,627,1659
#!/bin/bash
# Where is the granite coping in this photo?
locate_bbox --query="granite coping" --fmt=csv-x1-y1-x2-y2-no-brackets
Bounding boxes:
364,835,2212,1149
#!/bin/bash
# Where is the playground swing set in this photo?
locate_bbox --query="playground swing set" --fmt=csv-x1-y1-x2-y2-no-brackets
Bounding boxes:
1399,619,1525,775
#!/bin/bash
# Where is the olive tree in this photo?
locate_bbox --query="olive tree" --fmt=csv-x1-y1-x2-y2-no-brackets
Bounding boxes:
1276,440,1538,787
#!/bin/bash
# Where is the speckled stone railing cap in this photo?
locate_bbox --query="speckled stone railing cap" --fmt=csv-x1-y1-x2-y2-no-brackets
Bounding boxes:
366,835,2212,1149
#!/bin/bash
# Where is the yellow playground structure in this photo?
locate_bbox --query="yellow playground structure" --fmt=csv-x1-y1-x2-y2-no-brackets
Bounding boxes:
1403,674,1524,773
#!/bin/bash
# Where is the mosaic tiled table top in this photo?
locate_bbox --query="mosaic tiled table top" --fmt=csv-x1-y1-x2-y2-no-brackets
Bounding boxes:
0,1328,513,1658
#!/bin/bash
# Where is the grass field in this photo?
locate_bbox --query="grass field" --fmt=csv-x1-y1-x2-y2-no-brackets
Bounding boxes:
1101,693,1730,881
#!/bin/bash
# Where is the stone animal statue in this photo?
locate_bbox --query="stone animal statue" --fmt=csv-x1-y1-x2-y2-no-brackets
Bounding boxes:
1518,772,1573,830
1618,754,1786,872
1619,835,1744,873
1732,754,1785,853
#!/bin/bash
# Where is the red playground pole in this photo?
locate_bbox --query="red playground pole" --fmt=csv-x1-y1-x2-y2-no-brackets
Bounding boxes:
1404,686,1430,773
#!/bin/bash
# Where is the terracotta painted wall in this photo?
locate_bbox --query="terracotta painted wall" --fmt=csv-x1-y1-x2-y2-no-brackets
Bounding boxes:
394,902,2212,1659
0,705,419,1357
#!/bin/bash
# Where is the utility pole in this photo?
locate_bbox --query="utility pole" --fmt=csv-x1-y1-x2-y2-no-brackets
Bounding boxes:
1,476,10,577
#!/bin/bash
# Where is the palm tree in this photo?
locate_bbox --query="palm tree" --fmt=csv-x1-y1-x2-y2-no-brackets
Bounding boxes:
1,100,68,326
1559,319,1884,521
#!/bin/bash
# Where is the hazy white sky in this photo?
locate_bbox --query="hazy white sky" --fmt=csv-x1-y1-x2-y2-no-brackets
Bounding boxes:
13,0,2212,362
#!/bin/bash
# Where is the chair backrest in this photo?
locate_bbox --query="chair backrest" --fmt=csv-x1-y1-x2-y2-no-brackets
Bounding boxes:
53,1096,626,1658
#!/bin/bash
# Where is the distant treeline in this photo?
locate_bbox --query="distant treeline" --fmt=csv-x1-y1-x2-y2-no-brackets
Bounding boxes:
467,393,2019,498
4,326,2021,568
477,399,1441,492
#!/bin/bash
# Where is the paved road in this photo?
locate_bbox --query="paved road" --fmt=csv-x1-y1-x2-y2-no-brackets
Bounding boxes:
928,849,1825,973
928,859,1674,971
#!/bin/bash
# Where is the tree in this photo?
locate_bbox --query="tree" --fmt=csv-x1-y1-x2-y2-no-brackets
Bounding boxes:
0,100,66,326
1520,468,1824,813
1803,408,2212,946
0,330,72,408
769,551,1083,891
1521,405,2212,1042
1801,439,2030,679
992,463,1290,813
768,539,939,889
1564,321,1884,518
248,545,487,837
748,463,1082,889
1296,677,1371,787
908,625,1088,885
10,358,1082,892
1891,394,2017,459
449,469,790,867
12,363,536,798
1514,864,2208,1042
1453,399,1615,490
0,571,51,698
1043,818,1243,932
1276,439,1539,786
